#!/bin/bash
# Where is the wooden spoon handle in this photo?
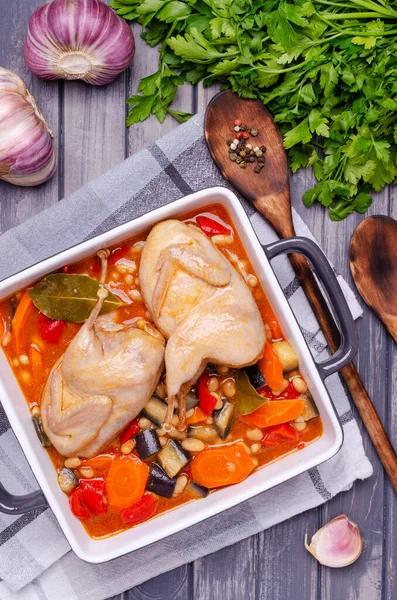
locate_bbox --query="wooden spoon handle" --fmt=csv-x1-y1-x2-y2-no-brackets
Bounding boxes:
289,252,397,491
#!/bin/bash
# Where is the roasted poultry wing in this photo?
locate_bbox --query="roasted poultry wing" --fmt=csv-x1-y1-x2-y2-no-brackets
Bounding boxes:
139,220,265,429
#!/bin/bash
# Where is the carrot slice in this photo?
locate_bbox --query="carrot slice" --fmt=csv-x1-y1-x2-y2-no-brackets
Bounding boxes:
12,292,33,354
257,343,284,391
190,442,255,488
187,406,208,425
30,345,42,380
81,454,114,471
243,399,306,429
106,454,148,509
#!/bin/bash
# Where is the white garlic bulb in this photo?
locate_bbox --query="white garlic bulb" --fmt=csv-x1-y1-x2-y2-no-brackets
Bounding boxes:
0,68,57,187
24,0,135,86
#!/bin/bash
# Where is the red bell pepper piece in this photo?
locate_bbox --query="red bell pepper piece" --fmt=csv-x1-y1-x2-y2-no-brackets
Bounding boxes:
79,479,107,515
196,216,230,236
121,493,157,525
261,424,299,447
198,374,217,415
37,314,65,344
258,382,300,400
69,487,90,520
120,419,140,444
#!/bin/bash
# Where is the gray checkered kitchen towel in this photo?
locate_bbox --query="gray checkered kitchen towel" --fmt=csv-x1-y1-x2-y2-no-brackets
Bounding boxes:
0,113,372,600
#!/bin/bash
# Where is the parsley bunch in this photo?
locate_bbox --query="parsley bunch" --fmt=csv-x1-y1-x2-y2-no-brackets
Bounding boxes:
110,0,397,220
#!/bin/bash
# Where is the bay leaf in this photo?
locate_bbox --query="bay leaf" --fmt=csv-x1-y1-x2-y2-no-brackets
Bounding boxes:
30,273,125,323
235,370,268,415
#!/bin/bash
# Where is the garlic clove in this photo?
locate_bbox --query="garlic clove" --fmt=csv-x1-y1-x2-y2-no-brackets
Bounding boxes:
24,0,135,86
0,68,57,187
305,514,362,568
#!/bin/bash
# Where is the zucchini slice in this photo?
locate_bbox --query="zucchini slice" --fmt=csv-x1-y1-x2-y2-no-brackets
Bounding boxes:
244,365,266,390
158,440,190,479
185,392,199,412
135,430,161,460
147,462,176,498
188,424,218,442
189,481,210,499
58,468,78,494
213,400,234,439
300,392,319,421
32,414,51,447
141,395,168,427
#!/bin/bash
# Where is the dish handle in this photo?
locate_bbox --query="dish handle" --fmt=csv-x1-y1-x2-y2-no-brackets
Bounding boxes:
263,237,358,379
0,483,47,515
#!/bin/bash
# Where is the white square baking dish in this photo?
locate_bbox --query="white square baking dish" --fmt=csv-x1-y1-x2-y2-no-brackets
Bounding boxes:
0,186,356,563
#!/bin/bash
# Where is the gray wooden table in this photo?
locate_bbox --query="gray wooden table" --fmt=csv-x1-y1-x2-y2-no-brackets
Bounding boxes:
1,2,397,599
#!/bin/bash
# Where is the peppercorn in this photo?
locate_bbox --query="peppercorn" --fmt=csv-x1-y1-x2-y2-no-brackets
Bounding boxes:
260,145,267,152
240,161,247,169
234,119,242,126
227,139,233,145
249,156,255,162
229,153,238,162
242,132,250,139
251,129,259,136
255,150,263,158
239,150,246,158
257,157,265,164
236,156,242,164
254,165,261,173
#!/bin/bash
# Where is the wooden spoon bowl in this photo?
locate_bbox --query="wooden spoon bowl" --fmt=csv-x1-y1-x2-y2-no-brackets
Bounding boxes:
349,215,397,343
205,91,293,238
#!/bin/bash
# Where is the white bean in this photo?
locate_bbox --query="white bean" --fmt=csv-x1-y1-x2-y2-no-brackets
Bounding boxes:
79,467,94,478
292,377,308,394
247,275,258,288
173,475,188,497
64,457,81,469
167,427,187,441
246,428,263,441
182,438,205,452
208,376,219,392
293,421,307,432
222,379,236,398
250,443,261,454
121,439,136,454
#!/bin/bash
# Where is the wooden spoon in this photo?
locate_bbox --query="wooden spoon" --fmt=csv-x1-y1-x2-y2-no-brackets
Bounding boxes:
350,215,397,342
205,90,397,492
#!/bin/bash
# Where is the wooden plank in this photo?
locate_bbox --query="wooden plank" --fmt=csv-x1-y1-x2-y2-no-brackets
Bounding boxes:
0,0,60,231
298,180,388,599
384,189,397,600
193,538,256,600
62,73,128,195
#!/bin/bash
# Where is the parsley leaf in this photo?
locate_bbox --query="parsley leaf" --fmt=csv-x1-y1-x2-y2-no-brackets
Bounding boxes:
112,0,397,220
